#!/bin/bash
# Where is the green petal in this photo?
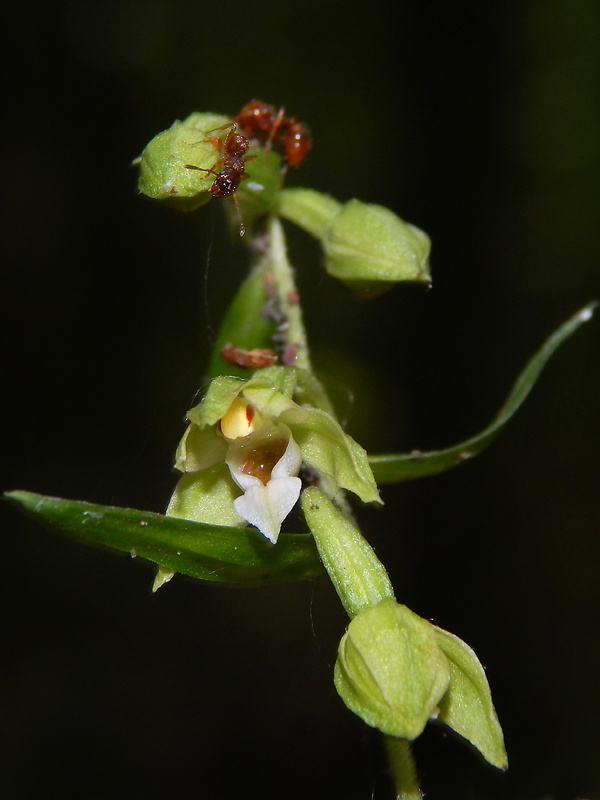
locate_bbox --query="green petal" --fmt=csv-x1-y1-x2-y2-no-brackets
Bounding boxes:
5,490,323,586
174,424,226,472
370,303,597,484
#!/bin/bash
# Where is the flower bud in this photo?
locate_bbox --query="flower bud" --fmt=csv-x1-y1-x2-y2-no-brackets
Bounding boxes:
136,112,230,211
323,200,431,297
334,599,450,740
136,111,285,228
278,189,431,298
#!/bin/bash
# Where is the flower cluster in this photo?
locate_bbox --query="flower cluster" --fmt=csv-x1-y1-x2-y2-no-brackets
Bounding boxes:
166,367,380,543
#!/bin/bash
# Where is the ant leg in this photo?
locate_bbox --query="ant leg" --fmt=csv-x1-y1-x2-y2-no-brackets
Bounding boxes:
265,107,285,152
205,122,237,135
230,192,245,237
184,161,222,177
203,136,223,151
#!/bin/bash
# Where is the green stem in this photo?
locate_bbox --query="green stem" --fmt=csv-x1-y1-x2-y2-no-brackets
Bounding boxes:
383,737,422,800
267,215,312,372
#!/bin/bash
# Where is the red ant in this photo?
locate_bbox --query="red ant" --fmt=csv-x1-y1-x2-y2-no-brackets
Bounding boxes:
185,122,255,236
235,100,312,167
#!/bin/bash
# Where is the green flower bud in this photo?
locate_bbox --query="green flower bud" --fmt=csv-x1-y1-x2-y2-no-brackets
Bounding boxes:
136,112,230,211
323,199,431,297
136,111,285,229
334,599,451,740
278,188,431,298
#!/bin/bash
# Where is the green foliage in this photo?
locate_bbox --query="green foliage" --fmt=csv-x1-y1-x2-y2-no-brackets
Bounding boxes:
6,490,322,586
369,303,597,483
301,487,394,618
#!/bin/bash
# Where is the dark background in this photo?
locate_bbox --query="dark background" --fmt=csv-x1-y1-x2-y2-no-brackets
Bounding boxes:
2,1,599,798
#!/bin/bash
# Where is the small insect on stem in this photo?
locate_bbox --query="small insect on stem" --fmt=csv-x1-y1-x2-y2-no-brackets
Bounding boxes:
185,122,255,236
220,343,278,369
235,100,312,166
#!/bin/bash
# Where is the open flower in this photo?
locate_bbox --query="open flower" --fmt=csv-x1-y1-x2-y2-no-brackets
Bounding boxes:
220,397,302,542
166,367,381,543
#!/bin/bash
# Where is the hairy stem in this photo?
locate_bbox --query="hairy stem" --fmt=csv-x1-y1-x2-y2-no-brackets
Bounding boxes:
267,215,312,372
384,737,422,800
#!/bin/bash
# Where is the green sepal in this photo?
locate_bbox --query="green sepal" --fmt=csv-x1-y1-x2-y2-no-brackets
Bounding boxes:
187,376,247,429
369,303,597,484
278,189,431,298
290,367,337,417
334,599,451,740
5,490,322,586
434,626,508,770
289,410,380,505
166,463,244,527
136,112,230,211
301,487,394,618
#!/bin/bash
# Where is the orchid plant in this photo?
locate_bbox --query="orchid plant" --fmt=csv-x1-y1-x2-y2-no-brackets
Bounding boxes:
6,106,595,799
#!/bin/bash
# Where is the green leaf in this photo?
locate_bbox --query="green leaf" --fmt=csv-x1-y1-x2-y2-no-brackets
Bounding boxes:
205,263,277,381
434,626,508,770
5,490,323,586
301,487,394,618
369,303,597,484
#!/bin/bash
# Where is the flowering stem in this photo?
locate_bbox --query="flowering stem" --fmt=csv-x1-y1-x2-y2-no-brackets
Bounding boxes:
266,215,312,372
383,737,422,800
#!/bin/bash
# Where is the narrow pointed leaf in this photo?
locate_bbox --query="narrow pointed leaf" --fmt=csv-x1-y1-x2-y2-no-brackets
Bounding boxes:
5,490,322,585
369,303,597,484
205,263,276,380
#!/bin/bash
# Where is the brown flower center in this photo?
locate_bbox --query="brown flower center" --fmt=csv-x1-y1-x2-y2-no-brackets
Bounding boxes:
239,438,288,485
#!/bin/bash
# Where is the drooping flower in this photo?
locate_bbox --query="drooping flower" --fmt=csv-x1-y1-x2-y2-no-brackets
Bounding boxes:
166,367,380,543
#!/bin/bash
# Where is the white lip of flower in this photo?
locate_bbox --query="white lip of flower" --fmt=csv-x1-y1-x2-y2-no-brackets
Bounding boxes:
220,398,302,543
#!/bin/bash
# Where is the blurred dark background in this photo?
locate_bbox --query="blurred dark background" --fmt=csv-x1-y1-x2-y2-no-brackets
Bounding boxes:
2,1,599,798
